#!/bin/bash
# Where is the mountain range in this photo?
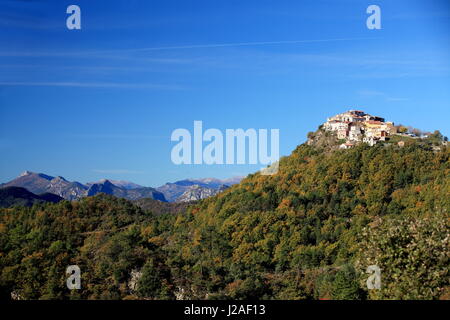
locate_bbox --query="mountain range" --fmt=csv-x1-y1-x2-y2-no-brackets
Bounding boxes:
0,171,243,203
85,179,166,201
86,179,144,190
0,171,87,200
155,177,241,202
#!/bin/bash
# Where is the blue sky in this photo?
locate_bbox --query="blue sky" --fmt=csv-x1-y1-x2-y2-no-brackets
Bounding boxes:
0,0,449,187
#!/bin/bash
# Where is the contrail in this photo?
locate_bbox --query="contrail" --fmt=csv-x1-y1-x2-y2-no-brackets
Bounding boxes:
117,37,380,53
0,37,380,57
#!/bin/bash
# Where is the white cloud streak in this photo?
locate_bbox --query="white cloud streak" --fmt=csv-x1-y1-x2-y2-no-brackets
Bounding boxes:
0,37,380,57
116,37,380,52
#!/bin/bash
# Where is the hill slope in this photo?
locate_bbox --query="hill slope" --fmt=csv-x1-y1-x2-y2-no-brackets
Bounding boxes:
168,140,449,299
0,186,64,208
133,197,195,215
0,139,448,300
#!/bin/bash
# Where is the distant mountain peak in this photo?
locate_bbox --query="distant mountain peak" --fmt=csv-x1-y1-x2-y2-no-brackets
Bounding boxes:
17,171,54,181
19,170,33,177
87,179,143,190
86,179,166,201
2,171,83,200
87,179,115,188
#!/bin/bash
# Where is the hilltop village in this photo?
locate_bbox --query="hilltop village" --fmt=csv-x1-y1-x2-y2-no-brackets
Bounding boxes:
322,110,396,148
317,109,448,150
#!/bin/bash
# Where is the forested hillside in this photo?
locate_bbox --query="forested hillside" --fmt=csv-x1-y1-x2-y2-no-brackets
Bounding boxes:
0,186,63,208
0,140,448,300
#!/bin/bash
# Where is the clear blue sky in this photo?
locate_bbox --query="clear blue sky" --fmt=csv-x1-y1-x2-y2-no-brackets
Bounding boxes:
0,0,449,187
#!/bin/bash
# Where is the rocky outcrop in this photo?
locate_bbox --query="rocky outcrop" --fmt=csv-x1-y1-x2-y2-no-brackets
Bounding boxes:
177,184,228,202
156,177,242,202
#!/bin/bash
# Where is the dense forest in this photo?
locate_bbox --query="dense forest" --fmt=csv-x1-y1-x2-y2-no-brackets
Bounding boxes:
0,134,448,300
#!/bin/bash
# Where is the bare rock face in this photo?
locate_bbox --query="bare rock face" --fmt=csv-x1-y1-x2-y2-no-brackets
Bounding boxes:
177,184,228,202
128,269,143,294
156,177,242,202
47,176,88,200
174,287,187,300
306,128,342,151
10,291,23,300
